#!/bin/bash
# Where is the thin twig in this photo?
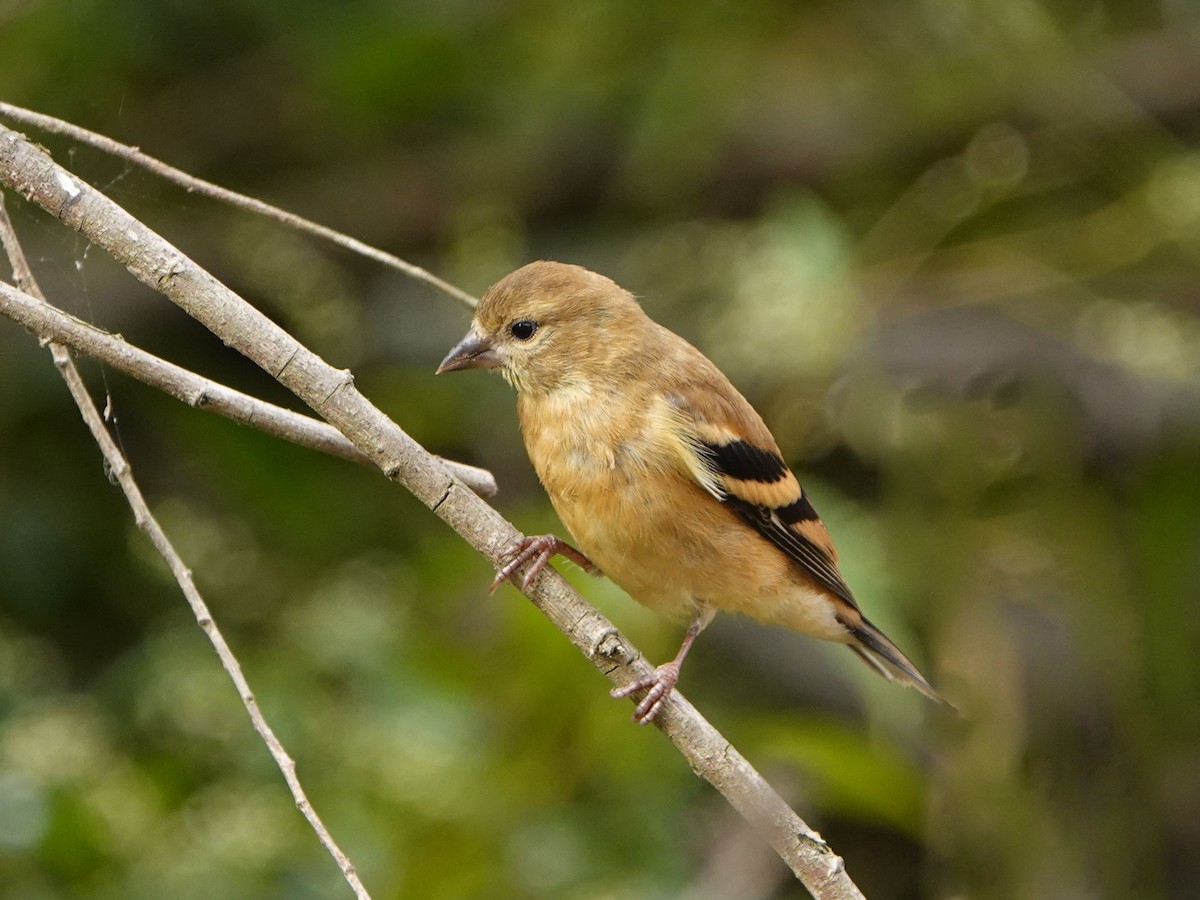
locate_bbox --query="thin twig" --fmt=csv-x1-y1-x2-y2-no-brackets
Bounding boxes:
0,122,866,899
0,194,373,900
0,278,495,497
0,101,478,310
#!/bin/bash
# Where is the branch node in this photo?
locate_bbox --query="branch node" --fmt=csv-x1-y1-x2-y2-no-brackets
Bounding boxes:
275,344,301,379
799,829,830,852
430,482,453,513
594,628,635,668
153,253,186,290
321,368,355,403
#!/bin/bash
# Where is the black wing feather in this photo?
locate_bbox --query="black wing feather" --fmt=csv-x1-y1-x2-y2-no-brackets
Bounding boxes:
702,439,789,483
694,438,857,605
722,496,857,605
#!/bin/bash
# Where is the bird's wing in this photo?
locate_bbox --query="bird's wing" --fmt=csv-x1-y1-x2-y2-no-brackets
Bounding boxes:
663,377,858,607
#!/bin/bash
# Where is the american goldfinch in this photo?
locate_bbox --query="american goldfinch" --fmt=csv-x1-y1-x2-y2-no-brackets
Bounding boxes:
438,261,948,723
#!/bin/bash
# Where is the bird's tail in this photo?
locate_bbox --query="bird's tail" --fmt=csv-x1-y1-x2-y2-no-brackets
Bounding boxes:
844,615,955,710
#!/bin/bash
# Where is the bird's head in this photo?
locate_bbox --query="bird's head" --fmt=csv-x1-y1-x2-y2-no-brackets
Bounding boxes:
436,261,649,394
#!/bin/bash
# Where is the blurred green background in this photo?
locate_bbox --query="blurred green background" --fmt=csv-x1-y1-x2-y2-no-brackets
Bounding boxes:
2,1,1199,898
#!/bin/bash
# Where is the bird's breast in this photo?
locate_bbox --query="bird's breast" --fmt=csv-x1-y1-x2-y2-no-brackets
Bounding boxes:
519,386,677,511
517,388,700,613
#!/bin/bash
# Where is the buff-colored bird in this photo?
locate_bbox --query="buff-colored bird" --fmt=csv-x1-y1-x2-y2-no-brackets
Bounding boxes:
438,261,948,723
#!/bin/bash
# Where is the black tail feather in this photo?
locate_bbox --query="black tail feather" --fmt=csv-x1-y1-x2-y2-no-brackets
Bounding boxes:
844,615,955,711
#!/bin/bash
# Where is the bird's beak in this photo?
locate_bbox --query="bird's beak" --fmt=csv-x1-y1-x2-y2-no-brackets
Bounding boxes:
436,326,500,374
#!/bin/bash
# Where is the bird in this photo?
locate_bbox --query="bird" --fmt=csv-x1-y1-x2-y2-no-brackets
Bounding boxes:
437,260,949,724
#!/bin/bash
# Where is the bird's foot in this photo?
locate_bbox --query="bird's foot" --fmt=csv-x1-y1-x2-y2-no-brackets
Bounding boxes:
611,661,681,725
489,534,597,593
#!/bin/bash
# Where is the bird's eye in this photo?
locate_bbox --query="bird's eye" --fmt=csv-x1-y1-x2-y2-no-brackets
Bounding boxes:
509,320,538,341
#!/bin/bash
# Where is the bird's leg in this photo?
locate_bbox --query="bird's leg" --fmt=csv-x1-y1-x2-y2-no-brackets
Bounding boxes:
489,534,599,593
611,612,711,725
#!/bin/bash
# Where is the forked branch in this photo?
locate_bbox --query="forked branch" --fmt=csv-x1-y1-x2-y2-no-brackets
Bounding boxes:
0,102,478,310
0,122,864,900
0,195,372,900
0,278,495,497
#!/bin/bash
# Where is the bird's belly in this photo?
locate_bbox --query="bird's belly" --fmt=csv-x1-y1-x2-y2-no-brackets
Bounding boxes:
566,491,714,619
549,466,843,639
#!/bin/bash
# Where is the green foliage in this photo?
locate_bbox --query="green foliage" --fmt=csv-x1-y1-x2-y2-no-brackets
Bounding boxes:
2,1,1199,897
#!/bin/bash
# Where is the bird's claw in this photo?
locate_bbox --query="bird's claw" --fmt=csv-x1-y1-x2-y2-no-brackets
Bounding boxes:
489,534,578,593
611,662,681,725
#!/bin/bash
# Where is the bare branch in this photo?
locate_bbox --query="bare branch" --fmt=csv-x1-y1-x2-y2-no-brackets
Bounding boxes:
0,279,496,497
0,194,373,900
0,101,478,310
0,123,865,899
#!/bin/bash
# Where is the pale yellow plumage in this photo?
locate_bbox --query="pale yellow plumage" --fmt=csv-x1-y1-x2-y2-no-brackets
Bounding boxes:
438,260,948,723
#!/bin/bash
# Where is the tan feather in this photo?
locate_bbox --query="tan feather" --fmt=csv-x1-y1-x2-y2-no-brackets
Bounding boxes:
440,260,950,718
